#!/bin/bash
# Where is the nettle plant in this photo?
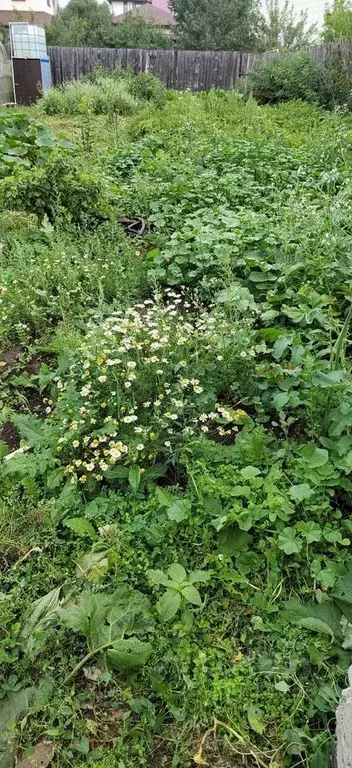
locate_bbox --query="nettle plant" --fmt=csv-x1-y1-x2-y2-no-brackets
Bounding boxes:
147,563,210,622
53,291,255,486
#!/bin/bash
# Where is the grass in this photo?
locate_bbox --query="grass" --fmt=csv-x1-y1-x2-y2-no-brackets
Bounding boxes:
1,89,352,768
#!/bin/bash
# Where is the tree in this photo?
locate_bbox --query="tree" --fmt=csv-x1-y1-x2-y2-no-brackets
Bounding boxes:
263,0,317,50
114,13,171,49
323,0,352,42
169,0,265,51
46,0,116,47
47,0,171,48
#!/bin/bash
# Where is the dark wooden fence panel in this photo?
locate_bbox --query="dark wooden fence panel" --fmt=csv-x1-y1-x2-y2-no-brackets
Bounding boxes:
47,41,352,92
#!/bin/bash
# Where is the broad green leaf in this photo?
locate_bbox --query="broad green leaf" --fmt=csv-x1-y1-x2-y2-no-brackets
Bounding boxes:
167,499,189,522
300,444,329,468
11,414,45,447
168,563,187,583
283,597,342,641
107,638,152,670
204,497,223,518
278,528,302,555
273,392,289,410
22,587,62,637
297,521,322,543
248,271,275,282
212,514,228,531
218,525,252,556
247,705,265,735
128,465,141,494
313,683,339,713
98,523,118,538
143,463,167,481
46,468,65,490
61,591,110,643
181,584,202,606
155,486,174,507
64,518,96,539
4,155,29,166
5,145,28,156
312,370,345,388
105,466,129,480
157,590,181,621
73,737,89,755
289,484,313,502
322,526,343,544
35,135,54,147
272,336,291,360
61,587,152,653
188,570,210,584
147,569,172,587
296,617,335,640
75,550,110,581
275,680,290,693
21,587,62,655
240,466,261,480
106,588,152,639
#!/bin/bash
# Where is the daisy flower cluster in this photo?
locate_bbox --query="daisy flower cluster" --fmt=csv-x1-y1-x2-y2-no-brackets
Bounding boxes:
52,291,253,484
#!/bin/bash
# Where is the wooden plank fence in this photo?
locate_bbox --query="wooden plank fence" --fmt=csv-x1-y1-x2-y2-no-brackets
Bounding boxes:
48,41,352,92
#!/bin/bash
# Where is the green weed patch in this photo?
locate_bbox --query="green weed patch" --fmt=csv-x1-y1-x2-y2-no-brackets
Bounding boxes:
1,92,352,767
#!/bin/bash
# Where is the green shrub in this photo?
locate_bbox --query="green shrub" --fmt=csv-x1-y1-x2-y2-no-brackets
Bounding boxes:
249,52,334,108
38,70,166,117
36,86,68,116
0,151,107,223
130,72,166,106
38,75,141,117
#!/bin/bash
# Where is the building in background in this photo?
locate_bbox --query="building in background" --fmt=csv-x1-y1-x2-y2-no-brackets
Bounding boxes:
110,0,174,27
0,0,57,27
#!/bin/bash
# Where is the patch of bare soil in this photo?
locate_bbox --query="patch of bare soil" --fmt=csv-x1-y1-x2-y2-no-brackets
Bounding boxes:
21,389,48,418
26,353,53,376
0,420,20,450
0,345,23,370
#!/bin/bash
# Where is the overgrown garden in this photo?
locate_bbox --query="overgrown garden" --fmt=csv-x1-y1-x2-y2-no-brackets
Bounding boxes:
1,75,352,767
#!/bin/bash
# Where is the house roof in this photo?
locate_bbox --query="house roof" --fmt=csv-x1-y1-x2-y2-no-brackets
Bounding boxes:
113,4,175,26
0,10,53,25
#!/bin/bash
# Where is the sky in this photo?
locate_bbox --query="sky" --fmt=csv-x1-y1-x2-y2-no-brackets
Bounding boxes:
290,0,325,27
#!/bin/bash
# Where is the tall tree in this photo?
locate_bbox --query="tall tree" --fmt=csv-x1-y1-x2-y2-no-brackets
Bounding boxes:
46,0,116,47
323,0,352,42
263,0,317,50
46,0,170,48
114,13,170,49
169,0,265,51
